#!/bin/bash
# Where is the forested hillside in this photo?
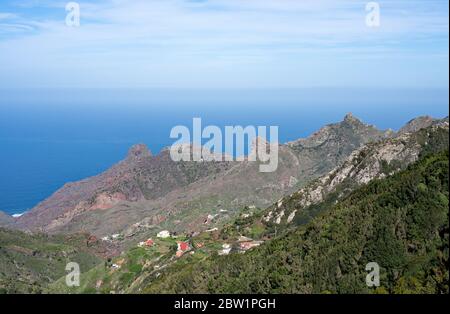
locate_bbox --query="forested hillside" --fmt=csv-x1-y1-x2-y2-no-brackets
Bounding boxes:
143,150,449,294
0,230,110,293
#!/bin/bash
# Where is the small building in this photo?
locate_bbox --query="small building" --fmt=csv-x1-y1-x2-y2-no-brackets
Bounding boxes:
177,241,190,252
218,243,232,256
175,241,190,257
111,263,120,269
239,241,263,252
157,230,171,238
175,251,184,258
145,239,154,247
194,242,204,249
111,234,121,240
236,235,263,252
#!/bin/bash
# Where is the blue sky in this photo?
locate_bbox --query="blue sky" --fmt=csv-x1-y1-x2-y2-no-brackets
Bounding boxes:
0,0,448,89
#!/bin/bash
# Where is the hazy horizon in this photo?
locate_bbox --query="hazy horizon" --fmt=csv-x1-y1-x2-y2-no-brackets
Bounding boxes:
0,0,448,214
0,87,448,215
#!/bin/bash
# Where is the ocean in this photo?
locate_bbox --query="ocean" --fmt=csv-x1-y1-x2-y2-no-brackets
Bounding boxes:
0,88,448,215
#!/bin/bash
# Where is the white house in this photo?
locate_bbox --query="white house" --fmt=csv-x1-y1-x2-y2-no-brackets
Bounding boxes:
218,243,232,256
157,230,171,238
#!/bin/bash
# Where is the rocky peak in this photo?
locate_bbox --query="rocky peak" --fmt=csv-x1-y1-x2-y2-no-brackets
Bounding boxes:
343,112,364,126
287,113,385,151
398,116,436,134
263,121,449,227
126,144,152,161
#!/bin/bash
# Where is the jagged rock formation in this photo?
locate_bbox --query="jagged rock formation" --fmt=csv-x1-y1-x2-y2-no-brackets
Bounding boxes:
3,113,448,294
126,143,153,161
287,112,390,181
398,115,442,134
10,114,432,243
14,144,234,233
262,117,449,226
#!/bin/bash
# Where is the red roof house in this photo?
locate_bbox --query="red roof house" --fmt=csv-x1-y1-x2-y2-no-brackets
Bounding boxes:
145,239,154,247
177,241,190,251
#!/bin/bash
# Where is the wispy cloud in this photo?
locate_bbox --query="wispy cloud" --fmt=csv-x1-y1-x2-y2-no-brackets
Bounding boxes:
0,0,448,88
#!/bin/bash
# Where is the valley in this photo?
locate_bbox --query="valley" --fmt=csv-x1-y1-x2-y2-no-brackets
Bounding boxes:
0,114,448,294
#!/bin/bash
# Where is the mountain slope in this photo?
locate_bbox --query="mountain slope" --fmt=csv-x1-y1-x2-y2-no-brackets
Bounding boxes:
0,228,116,293
50,121,449,294
254,119,449,234
287,112,390,180
15,144,234,233
398,115,448,134
13,114,389,240
0,211,14,228
142,150,449,294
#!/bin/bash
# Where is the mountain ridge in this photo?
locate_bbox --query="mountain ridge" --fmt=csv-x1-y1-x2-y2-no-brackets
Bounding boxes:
219,118,449,242
141,150,449,293
9,114,448,245
1,113,448,294
12,113,388,237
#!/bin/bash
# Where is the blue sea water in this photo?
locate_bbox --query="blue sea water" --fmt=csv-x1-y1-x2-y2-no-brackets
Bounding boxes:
0,88,448,216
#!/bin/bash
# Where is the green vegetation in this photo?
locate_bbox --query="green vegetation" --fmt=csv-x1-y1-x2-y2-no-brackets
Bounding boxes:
2,120,447,294
0,230,102,293
143,150,449,293
48,235,186,294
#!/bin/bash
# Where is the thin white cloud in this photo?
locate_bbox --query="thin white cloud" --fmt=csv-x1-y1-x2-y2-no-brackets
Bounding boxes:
0,0,447,88
0,12,18,20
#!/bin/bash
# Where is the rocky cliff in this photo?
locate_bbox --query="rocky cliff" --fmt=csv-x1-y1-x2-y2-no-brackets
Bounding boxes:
261,117,449,227
11,114,402,241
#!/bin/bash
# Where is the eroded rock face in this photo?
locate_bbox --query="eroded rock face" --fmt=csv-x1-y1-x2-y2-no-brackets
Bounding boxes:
263,120,449,225
126,144,152,161
13,114,442,239
398,116,436,134
14,144,234,233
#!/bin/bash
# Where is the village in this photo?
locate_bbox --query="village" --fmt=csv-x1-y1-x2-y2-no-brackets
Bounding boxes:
95,206,266,288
